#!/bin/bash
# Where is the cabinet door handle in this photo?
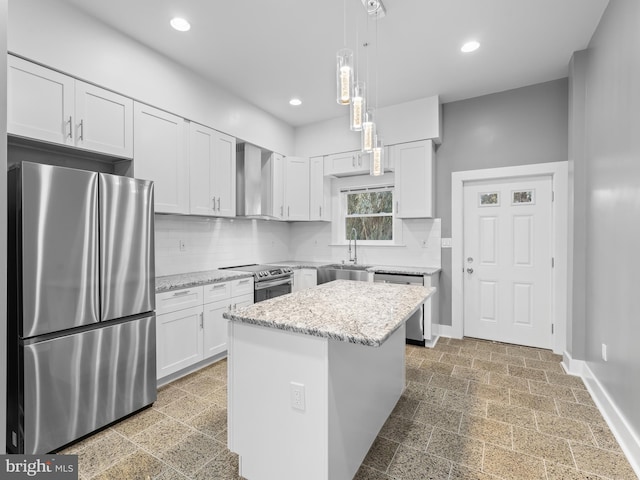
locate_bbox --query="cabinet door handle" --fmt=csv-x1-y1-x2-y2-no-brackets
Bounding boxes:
352,155,356,167
172,290,190,297
319,206,322,217
288,206,290,217
228,304,233,311
79,119,84,141
233,303,237,310
217,197,221,211
238,279,250,284
280,205,283,216
396,201,399,214
200,312,204,329
67,116,73,139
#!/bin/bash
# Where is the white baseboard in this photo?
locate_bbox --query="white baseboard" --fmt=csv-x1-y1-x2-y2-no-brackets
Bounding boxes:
580,361,640,478
561,350,586,376
432,323,457,339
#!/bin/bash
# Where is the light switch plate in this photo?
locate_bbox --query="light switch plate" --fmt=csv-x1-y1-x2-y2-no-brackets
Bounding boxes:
441,238,452,248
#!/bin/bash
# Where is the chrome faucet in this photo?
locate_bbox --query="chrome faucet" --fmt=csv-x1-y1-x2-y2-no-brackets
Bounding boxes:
348,227,358,264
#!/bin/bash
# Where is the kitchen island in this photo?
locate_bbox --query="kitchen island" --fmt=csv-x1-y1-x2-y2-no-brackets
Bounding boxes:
224,279,435,480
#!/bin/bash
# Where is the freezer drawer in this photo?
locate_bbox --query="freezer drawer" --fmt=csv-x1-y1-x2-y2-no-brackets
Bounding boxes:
18,315,156,454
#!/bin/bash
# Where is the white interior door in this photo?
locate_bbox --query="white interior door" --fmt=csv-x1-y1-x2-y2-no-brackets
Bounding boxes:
463,175,553,348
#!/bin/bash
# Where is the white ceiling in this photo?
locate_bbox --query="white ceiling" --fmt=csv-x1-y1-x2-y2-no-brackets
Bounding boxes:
57,0,608,128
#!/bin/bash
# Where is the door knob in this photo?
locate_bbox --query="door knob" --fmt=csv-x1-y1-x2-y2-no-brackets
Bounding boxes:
466,268,474,274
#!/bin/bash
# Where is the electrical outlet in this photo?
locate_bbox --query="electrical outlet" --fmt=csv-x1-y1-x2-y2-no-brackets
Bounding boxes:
290,382,306,411
179,240,186,252
602,343,608,362
441,238,452,248
421,239,428,248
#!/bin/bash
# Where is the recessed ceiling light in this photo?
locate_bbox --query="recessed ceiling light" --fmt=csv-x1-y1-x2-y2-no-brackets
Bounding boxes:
461,41,480,53
170,17,191,32
289,98,302,106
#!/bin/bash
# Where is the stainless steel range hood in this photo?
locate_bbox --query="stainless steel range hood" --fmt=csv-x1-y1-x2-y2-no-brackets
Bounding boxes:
236,143,277,219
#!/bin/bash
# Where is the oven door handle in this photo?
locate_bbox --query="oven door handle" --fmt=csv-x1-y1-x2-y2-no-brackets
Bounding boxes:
255,277,293,291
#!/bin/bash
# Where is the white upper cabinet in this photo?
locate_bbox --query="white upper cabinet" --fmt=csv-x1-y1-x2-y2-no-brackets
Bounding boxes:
284,156,310,221
324,151,370,177
309,156,330,221
189,123,236,217
7,56,133,158
393,139,435,218
133,102,189,214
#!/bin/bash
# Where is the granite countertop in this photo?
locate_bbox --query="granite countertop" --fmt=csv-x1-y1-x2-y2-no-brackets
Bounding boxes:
155,269,253,293
268,260,441,276
224,279,435,347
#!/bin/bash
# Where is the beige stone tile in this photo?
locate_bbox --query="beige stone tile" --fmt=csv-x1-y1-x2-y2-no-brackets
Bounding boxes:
353,464,393,480
545,461,607,480
507,364,548,382
362,436,400,472
505,346,542,359
378,415,433,450
482,443,546,480
187,405,227,439
458,414,512,447
510,389,558,414
77,431,138,478
159,393,211,422
112,407,168,438
557,399,607,426
412,348,444,362
452,365,490,383
57,427,115,455
486,402,536,429
472,358,510,375
449,463,503,480
535,412,595,444
210,387,228,409
418,359,456,376
440,352,474,367
488,372,529,392
405,344,419,357
403,381,446,404
448,338,474,348
154,385,189,409
406,366,433,384
571,441,637,480
528,379,576,402
524,358,565,373
168,370,202,389
475,342,508,354
467,381,510,404
390,395,421,420
405,355,424,368
130,418,192,454
490,352,526,366
546,371,587,389
512,426,575,467
179,376,226,399
443,390,488,417
589,423,624,454
387,444,452,480
91,450,170,480
413,402,463,433
429,372,470,393
426,428,484,470
193,449,240,480
432,343,462,354
459,347,492,361
539,350,563,363
572,388,597,407
161,432,225,477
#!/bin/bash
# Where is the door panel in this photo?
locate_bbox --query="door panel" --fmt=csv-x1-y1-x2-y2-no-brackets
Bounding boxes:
463,176,552,348
20,163,99,337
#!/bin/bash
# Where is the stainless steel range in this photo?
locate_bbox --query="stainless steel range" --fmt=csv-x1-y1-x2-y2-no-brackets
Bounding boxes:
221,264,293,302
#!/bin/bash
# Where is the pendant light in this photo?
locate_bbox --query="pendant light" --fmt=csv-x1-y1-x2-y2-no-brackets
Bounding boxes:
370,135,384,176
362,109,376,152
336,0,353,105
350,81,366,131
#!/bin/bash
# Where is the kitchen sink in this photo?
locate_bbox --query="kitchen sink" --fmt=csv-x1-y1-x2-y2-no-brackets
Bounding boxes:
317,264,372,284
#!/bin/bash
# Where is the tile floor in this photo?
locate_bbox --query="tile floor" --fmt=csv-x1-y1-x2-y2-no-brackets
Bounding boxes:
59,337,637,479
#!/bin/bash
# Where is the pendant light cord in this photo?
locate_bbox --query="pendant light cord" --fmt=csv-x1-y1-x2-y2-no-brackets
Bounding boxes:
343,0,347,47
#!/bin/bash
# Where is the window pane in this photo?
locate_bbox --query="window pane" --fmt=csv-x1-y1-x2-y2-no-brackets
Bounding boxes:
347,191,393,215
346,216,393,241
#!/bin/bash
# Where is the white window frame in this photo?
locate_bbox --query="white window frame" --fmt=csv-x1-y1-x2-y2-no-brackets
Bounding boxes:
338,185,398,246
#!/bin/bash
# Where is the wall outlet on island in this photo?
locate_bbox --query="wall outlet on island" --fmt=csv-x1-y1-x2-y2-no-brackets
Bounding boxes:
290,382,306,411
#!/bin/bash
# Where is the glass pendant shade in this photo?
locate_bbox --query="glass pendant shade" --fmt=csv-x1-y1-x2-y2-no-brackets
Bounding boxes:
350,82,366,131
336,49,354,105
370,136,384,176
361,111,376,152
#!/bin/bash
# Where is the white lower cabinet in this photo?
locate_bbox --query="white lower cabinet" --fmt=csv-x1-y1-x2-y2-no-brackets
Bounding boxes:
292,268,318,292
155,278,254,381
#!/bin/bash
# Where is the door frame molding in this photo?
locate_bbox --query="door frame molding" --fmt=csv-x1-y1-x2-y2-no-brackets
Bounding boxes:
451,162,568,354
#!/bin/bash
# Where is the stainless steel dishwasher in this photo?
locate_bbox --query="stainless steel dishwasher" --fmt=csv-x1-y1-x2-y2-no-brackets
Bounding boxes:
374,272,426,346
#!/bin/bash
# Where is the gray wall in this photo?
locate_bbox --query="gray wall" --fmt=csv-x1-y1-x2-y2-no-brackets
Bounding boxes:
575,0,640,439
1,0,8,454
435,79,569,326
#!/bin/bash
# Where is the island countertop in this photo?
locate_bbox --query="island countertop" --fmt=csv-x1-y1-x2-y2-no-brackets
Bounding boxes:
223,279,435,347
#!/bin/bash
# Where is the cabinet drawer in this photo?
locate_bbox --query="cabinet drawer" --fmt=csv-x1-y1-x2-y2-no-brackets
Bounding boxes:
231,277,254,297
156,286,203,315
204,281,231,303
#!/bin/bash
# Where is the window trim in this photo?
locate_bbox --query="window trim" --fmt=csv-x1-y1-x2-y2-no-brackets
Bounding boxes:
340,185,397,246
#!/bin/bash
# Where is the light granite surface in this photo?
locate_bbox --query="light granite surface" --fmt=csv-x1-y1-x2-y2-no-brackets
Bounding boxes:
268,260,440,276
224,279,435,347
155,269,253,293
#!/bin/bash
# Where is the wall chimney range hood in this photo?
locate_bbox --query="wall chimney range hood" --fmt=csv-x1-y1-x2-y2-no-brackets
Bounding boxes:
236,143,277,219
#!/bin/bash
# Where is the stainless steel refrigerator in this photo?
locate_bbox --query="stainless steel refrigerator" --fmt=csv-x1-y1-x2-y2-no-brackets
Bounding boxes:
7,162,157,454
